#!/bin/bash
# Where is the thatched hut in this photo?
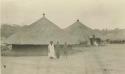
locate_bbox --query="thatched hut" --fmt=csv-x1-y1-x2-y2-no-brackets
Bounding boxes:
64,19,102,45
103,29,125,44
6,14,78,55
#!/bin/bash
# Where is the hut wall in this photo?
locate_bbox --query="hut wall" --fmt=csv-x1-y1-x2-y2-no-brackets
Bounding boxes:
11,44,48,56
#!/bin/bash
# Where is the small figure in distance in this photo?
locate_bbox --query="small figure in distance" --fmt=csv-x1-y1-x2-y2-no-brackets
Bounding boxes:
63,42,68,58
55,41,60,59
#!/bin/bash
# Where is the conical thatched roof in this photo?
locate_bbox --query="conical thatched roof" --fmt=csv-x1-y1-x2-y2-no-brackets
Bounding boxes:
103,29,125,40
64,20,102,42
6,14,78,45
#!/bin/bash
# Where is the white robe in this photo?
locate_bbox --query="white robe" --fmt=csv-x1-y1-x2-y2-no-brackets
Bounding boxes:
48,44,56,58
94,41,98,46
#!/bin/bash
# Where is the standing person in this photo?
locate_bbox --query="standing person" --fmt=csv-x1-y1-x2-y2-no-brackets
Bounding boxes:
63,42,68,57
55,41,60,59
48,41,56,59
94,39,98,46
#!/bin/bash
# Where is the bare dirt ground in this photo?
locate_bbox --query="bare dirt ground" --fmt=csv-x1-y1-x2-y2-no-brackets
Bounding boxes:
1,44,125,74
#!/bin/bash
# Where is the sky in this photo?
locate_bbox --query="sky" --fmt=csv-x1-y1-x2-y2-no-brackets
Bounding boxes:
1,0,125,29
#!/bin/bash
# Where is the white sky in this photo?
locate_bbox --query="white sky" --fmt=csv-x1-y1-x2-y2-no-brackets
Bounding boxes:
1,0,125,29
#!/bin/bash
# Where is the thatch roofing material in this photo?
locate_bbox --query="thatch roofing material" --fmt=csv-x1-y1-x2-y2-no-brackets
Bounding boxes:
64,20,102,42
6,16,78,45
